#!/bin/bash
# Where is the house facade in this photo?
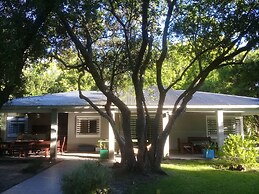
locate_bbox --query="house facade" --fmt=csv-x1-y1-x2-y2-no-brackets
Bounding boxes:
1,90,259,159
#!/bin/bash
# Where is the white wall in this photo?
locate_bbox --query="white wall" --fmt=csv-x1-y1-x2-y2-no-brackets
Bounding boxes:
67,112,109,151
170,112,208,151
169,112,242,152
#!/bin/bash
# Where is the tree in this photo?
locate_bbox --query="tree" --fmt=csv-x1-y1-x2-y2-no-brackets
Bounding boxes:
22,60,96,96
200,50,259,139
47,0,259,172
0,0,60,107
201,50,259,97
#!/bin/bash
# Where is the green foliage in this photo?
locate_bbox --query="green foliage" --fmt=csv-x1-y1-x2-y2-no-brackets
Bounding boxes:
132,160,259,194
61,162,112,194
220,134,258,168
145,43,193,89
0,0,60,107
201,50,259,97
245,116,259,142
22,61,96,96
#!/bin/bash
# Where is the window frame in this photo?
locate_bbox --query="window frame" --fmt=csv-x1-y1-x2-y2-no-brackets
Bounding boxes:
206,116,240,140
75,116,101,138
6,116,28,138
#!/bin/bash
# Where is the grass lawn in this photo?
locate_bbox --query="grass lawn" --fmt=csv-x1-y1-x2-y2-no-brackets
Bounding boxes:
131,160,259,194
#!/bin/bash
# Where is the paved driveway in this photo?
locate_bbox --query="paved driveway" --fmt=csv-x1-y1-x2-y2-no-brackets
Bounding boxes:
2,160,87,194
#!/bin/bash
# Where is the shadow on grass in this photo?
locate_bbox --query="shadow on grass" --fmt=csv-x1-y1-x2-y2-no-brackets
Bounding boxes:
130,160,259,194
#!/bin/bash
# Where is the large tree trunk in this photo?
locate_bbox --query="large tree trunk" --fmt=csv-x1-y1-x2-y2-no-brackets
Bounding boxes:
121,111,136,169
135,85,147,171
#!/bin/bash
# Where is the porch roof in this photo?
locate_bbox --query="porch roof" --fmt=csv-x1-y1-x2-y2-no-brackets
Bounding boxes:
2,91,106,108
166,90,259,106
1,89,259,112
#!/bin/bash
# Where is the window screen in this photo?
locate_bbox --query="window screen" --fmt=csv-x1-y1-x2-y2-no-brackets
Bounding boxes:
76,116,100,136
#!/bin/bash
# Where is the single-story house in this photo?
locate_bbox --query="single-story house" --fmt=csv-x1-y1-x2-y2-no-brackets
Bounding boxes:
0,90,259,159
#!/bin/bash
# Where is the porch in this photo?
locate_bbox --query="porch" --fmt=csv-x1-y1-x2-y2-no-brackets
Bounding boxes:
56,151,206,161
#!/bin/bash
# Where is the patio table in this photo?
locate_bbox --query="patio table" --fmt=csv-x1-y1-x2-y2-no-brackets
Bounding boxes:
0,140,50,157
3,140,34,157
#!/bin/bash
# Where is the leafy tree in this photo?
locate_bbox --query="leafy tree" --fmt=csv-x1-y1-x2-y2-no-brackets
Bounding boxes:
145,43,192,89
45,0,258,172
0,0,60,107
22,60,96,96
201,50,259,139
200,50,259,96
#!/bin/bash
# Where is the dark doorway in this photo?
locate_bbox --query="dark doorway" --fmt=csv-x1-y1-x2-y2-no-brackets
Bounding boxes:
58,113,68,152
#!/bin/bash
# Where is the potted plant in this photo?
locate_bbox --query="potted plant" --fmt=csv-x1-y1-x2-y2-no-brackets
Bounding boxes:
202,142,217,159
98,140,109,159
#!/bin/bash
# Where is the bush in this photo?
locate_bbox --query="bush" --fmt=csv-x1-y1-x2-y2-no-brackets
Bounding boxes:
220,134,258,168
61,161,112,194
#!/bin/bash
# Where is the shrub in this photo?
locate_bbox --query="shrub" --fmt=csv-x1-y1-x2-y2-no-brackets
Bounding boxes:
220,134,258,168
61,161,112,194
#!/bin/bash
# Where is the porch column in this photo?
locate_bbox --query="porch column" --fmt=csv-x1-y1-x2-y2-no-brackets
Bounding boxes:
216,110,224,147
239,117,244,139
0,113,7,141
108,112,115,160
50,109,58,160
163,112,170,157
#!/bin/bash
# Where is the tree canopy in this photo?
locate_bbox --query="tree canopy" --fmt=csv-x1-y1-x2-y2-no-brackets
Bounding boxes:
201,50,259,97
47,0,258,171
22,60,96,96
0,0,60,107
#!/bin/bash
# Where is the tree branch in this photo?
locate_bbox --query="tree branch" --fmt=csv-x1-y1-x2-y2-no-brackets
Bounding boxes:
107,0,133,68
49,54,84,70
156,0,176,93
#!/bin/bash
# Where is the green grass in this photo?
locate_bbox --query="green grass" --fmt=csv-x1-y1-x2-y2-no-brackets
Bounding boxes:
131,160,259,194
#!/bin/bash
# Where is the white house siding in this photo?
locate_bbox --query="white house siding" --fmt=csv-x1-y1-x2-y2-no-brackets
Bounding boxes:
67,112,109,151
170,112,209,151
169,112,243,152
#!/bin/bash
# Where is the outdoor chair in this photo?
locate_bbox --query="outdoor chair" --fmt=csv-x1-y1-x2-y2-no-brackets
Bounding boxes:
177,138,194,154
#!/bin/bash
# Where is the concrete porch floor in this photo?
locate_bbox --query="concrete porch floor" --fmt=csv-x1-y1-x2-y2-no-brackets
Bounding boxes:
57,152,205,161
169,153,205,160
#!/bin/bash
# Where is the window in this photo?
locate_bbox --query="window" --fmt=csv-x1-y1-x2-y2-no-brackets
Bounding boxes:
7,117,28,138
130,116,162,142
76,116,100,137
206,116,241,140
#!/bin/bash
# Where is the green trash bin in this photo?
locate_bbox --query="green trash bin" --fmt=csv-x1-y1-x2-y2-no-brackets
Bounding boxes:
100,149,109,159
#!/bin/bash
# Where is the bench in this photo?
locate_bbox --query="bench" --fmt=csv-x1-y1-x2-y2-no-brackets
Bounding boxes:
188,137,211,154
178,137,211,154
78,144,96,152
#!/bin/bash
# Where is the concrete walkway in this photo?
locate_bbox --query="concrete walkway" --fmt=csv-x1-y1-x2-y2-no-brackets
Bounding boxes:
1,153,202,194
2,160,88,194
